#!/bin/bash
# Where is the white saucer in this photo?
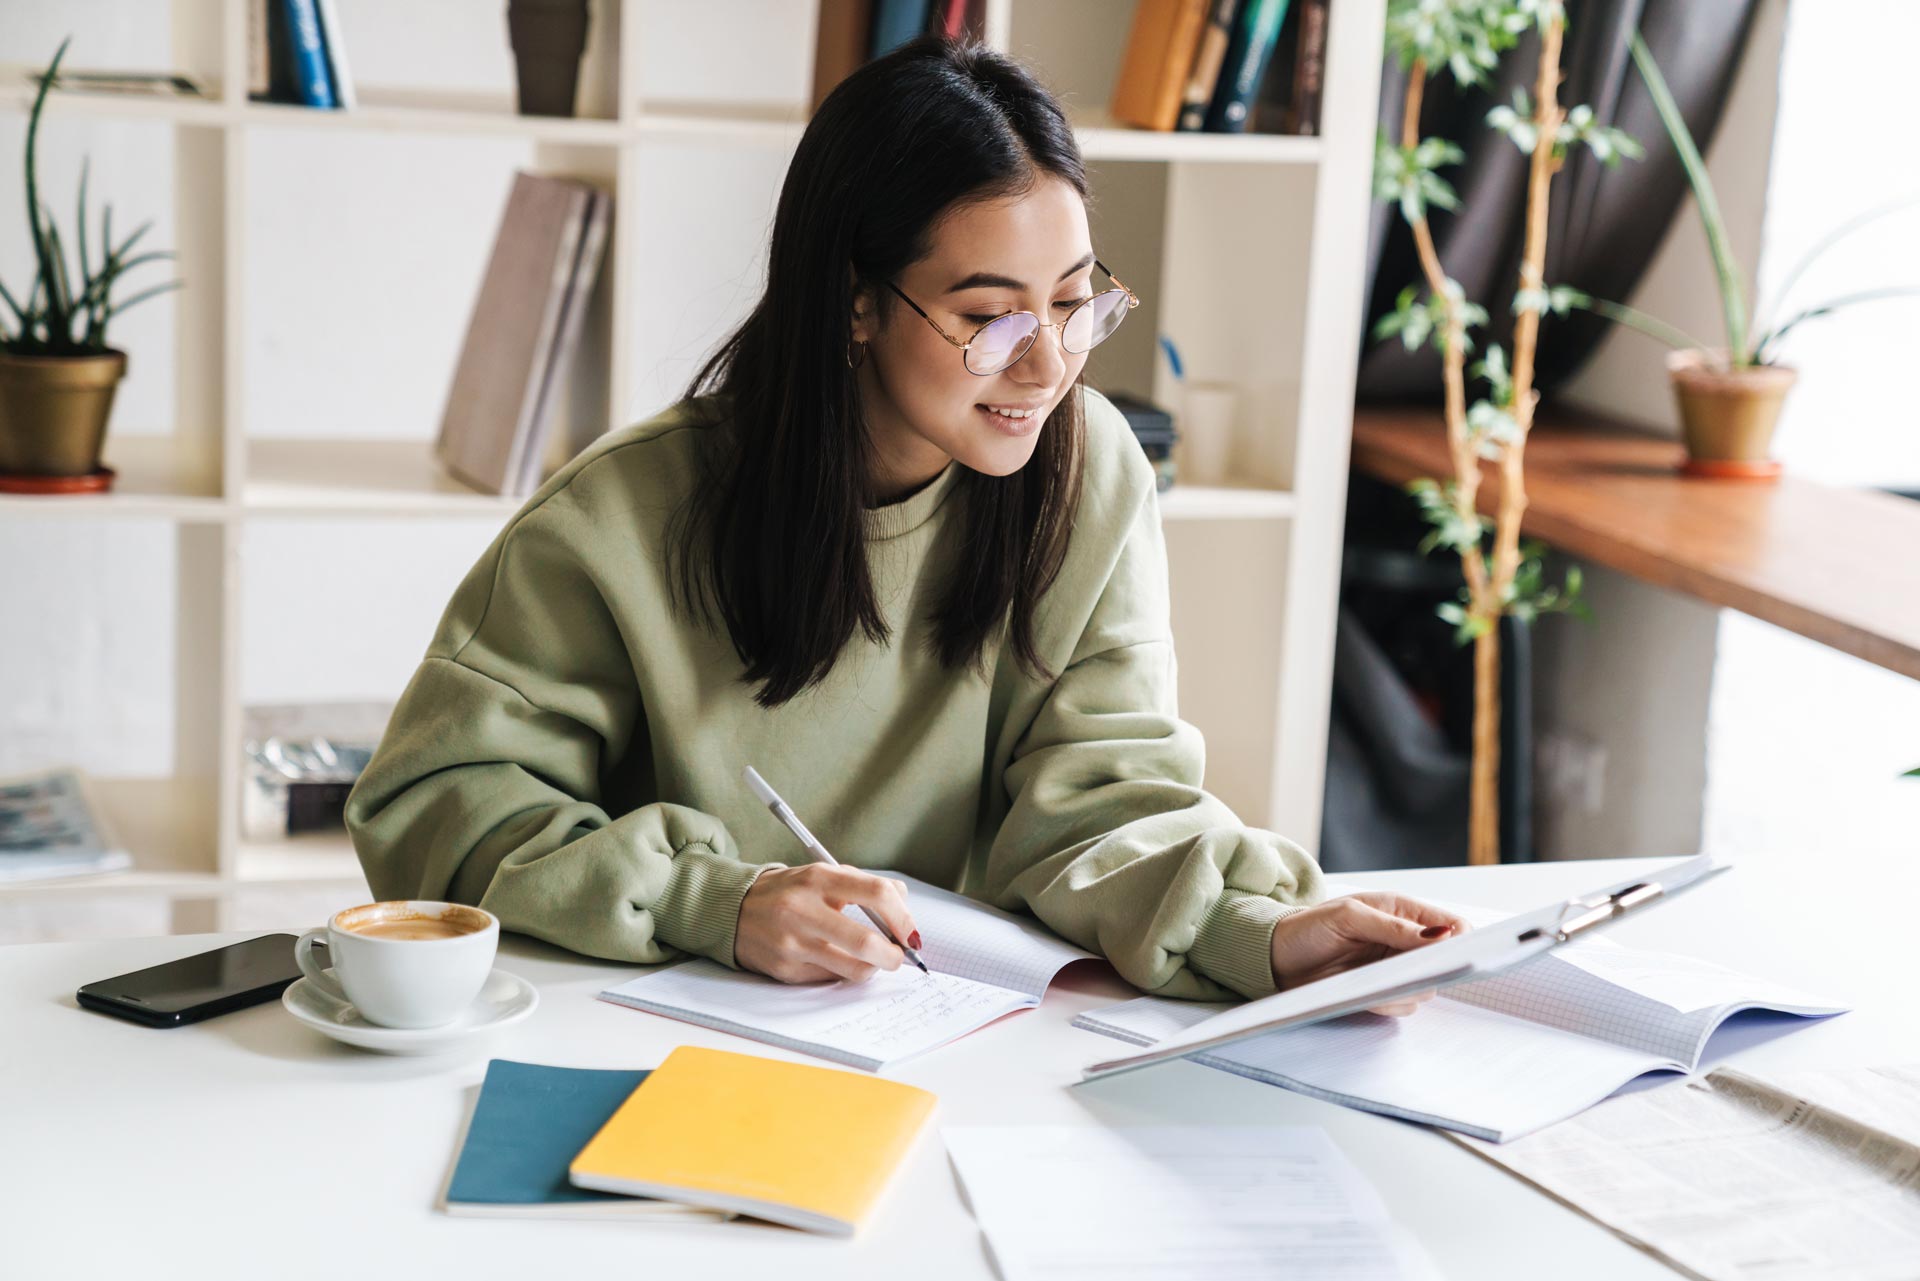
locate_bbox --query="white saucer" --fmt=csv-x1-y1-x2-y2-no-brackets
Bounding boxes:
282,967,538,1056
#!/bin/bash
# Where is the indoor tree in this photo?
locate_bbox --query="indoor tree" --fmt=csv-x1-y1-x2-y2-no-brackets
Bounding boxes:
1371,0,1633,864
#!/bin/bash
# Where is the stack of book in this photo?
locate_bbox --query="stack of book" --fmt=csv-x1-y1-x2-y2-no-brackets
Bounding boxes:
441,1047,936,1235
1112,0,1331,136
814,0,982,110
249,0,356,110
814,0,1330,138
435,171,613,499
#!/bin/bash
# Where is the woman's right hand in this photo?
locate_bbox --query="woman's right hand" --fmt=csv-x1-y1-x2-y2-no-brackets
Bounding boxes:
734,863,921,984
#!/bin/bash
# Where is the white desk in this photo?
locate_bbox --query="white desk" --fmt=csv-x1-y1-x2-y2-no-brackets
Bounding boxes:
5,857,1914,1280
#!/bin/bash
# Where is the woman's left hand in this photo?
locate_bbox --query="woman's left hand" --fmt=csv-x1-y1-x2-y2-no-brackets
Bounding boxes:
1268,892,1471,1017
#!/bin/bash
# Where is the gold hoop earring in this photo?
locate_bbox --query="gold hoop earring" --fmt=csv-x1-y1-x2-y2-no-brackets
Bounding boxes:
847,339,867,370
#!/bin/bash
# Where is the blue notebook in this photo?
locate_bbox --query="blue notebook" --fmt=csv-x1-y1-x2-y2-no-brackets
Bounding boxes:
440,1060,730,1219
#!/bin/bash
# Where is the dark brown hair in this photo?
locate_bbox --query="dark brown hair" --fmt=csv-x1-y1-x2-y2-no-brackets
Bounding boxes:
673,35,1088,707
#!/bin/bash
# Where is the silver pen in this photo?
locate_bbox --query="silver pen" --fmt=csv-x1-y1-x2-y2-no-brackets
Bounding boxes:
742,765,929,975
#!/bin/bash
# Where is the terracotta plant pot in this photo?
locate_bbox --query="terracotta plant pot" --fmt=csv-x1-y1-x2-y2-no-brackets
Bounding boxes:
0,348,128,479
1666,349,1796,480
506,0,591,118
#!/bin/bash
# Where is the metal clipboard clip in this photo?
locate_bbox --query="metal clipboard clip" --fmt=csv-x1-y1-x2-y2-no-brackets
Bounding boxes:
1518,881,1665,944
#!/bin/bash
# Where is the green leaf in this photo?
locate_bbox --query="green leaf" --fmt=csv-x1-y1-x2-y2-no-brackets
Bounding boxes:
1631,32,1747,361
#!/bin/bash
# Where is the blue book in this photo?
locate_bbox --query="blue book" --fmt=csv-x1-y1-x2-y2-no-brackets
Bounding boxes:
1202,0,1291,133
869,0,933,58
282,0,338,109
439,1060,730,1219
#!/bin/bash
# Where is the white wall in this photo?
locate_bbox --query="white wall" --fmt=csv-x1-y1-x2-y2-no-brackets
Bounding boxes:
1701,0,1920,861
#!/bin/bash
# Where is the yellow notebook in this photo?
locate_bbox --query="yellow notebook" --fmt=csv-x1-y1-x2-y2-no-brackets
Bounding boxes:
568,1045,937,1235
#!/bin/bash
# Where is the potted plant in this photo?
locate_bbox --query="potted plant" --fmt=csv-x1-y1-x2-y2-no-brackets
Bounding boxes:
1542,34,1920,478
0,37,181,491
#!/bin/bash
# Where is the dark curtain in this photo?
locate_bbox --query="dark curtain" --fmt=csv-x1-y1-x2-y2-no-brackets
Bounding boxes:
1358,0,1764,399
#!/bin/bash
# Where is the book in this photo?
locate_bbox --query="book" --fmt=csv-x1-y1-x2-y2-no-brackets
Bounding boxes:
282,0,338,109
812,0,877,112
0,768,132,883
248,0,272,98
435,172,596,497
1110,0,1212,133
1282,0,1328,134
515,183,612,495
929,0,971,40
1202,0,1291,134
869,0,932,58
254,0,300,104
1174,0,1238,132
313,0,357,110
439,1060,730,1220
569,1045,937,1235
1074,921,1847,1143
599,872,1094,1071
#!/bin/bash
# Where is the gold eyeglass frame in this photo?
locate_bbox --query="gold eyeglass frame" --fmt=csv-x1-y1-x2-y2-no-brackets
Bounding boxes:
884,259,1140,376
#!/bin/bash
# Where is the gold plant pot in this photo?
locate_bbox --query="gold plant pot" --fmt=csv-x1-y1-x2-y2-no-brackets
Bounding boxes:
1666,349,1795,480
0,348,128,478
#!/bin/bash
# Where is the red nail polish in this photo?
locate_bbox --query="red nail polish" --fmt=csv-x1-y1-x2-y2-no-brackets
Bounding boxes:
1420,925,1448,939
908,931,922,950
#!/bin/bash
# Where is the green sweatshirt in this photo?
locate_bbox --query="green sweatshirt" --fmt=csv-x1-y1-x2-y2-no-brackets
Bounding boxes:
344,386,1324,1001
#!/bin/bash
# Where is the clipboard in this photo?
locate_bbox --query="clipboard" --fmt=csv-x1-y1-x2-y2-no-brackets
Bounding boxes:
1078,854,1731,1084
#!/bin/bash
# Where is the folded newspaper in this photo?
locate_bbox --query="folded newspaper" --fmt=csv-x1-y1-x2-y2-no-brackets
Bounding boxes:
0,768,132,883
1452,1062,1920,1281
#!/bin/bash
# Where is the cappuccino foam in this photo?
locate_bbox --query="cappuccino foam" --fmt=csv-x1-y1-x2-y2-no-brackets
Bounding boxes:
346,917,475,941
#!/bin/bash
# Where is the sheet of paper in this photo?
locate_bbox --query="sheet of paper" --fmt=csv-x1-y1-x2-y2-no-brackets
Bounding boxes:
1548,943,1845,1016
1453,1065,1920,1281
600,874,1096,1070
863,872,1096,997
943,1125,1438,1281
603,962,1031,1067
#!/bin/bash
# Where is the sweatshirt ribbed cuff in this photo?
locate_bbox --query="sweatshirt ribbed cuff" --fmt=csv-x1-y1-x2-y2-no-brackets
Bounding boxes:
649,844,779,968
1188,889,1306,1000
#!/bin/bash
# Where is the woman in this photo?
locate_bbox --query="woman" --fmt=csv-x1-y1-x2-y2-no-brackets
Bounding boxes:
346,37,1463,1012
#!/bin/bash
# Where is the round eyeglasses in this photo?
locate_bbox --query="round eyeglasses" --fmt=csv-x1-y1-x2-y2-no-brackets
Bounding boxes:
884,259,1140,376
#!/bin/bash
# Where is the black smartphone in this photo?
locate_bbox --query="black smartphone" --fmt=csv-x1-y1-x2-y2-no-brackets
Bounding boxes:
76,933,316,1028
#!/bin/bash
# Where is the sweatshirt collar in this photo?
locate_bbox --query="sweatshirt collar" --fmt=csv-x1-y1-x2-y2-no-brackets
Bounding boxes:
863,460,964,541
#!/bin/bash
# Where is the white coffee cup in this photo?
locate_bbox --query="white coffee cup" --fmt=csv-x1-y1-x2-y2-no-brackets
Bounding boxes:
295,901,499,1029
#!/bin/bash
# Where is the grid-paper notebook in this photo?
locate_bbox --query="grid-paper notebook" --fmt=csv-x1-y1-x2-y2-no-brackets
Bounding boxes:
599,874,1095,1071
1073,932,1847,1143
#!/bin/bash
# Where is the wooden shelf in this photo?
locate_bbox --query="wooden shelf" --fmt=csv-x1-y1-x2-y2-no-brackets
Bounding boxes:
1158,483,1296,521
1,82,1327,166
242,89,625,144
0,436,225,521
244,438,524,518
1351,404,1920,681
0,778,221,900
235,831,367,888
1069,109,1324,164
0,74,230,127
0,0,1390,929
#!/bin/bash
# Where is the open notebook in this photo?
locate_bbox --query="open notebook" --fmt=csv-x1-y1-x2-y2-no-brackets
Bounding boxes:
600,874,1095,1071
1074,931,1847,1143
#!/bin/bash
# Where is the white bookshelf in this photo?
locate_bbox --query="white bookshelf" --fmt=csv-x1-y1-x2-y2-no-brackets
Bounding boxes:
0,0,1384,923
